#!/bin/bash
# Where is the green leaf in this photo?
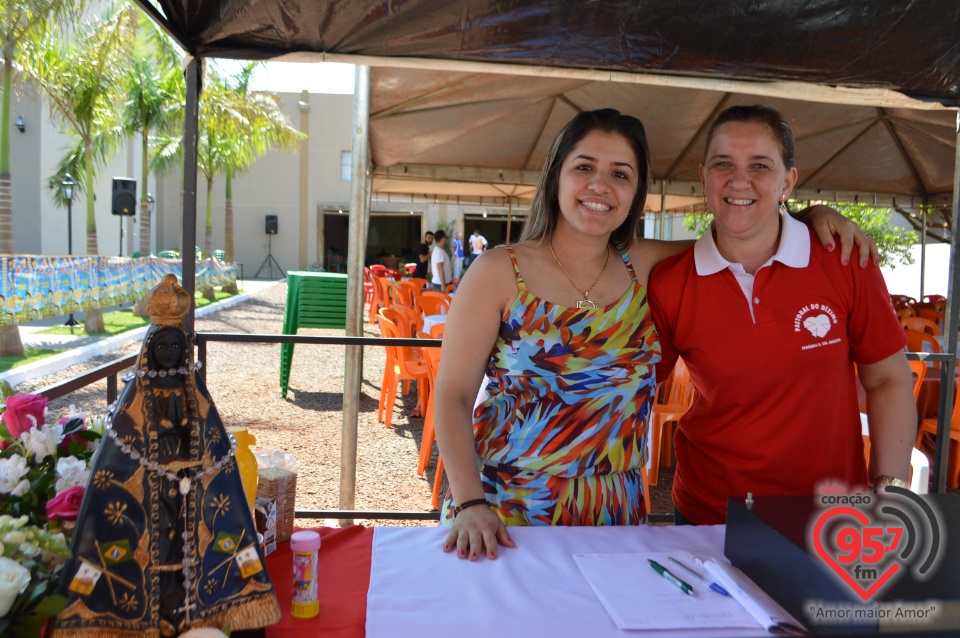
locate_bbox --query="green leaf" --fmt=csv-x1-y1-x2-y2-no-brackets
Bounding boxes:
61,417,85,435
32,594,69,616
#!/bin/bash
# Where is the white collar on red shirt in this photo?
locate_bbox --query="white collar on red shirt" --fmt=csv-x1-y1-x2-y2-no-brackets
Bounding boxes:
694,212,811,276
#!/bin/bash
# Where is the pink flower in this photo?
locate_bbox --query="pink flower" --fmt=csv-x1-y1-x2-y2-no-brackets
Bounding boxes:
2,394,49,439
46,485,85,522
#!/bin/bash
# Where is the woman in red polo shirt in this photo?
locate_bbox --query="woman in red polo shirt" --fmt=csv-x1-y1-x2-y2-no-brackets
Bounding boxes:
648,104,916,526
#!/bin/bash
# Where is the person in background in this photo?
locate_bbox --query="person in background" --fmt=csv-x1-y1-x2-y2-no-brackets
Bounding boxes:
452,231,465,279
648,104,915,526
433,108,877,561
431,229,452,292
465,228,488,269
412,231,434,280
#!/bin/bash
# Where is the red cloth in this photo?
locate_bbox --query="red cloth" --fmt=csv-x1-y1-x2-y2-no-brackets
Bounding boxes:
649,223,907,525
265,526,373,638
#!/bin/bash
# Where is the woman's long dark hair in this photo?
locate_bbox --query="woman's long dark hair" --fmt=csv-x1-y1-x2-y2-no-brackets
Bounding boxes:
520,109,650,248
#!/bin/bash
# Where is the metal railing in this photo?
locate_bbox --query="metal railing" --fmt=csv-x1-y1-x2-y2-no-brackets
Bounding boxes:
33,334,955,523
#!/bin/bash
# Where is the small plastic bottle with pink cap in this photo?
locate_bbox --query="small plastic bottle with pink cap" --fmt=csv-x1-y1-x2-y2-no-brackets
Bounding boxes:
290,530,321,618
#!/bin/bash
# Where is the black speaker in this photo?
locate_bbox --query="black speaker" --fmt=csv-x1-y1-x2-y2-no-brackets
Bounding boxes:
111,178,137,216
265,214,278,235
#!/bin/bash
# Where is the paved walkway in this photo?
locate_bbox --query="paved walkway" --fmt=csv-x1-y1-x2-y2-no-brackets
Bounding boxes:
2,278,284,387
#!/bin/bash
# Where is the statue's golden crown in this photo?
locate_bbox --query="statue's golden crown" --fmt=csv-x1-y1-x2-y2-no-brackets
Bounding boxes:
145,274,192,326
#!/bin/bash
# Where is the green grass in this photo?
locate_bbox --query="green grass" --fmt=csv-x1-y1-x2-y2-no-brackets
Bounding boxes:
38,289,239,337
0,348,67,372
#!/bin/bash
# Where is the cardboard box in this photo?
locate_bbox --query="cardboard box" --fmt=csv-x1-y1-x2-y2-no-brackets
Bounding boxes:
257,466,296,543
724,494,960,634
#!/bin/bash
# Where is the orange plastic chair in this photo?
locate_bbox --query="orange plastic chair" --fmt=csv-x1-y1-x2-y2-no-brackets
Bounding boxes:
429,323,445,339
917,309,946,333
904,329,941,368
384,303,423,338
394,279,424,308
648,357,696,485
900,316,940,336
915,388,960,490
416,291,451,317
895,308,916,321
891,294,917,312
376,310,430,427
416,339,446,509
445,282,457,294
908,359,927,401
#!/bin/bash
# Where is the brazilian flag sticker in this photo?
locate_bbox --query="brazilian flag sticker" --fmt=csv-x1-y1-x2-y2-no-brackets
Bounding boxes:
213,531,241,554
100,540,133,565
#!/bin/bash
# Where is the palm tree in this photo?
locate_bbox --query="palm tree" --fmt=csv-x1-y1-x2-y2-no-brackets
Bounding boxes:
22,4,133,332
155,65,303,296
0,0,86,356
220,64,303,263
121,9,181,259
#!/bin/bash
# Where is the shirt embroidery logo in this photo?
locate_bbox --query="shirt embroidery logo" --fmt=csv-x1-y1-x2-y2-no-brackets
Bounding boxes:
803,314,832,338
795,303,841,351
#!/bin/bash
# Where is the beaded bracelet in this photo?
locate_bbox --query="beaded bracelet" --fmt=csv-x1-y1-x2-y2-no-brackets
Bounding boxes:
453,498,489,516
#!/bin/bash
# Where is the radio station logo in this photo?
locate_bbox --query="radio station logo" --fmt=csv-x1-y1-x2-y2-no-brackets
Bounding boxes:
810,484,943,603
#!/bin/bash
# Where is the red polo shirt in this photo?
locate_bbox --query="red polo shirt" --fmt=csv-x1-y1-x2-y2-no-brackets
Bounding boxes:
648,215,906,525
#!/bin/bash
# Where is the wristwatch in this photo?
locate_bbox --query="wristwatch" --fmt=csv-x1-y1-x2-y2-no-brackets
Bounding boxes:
873,475,909,491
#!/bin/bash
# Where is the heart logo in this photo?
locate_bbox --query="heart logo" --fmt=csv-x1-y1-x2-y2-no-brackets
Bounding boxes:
812,506,900,601
803,314,832,338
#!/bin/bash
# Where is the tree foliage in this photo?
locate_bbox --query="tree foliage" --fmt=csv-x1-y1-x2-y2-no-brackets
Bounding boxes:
683,202,917,267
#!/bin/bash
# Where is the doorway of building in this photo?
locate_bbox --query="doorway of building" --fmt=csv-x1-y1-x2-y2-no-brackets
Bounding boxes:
321,212,423,270
463,216,524,247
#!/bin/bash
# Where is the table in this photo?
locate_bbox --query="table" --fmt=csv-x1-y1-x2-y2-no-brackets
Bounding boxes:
264,525,769,638
421,313,447,335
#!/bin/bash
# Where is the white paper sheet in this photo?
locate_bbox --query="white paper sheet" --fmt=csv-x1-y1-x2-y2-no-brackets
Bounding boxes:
703,559,807,634
574,552,759,631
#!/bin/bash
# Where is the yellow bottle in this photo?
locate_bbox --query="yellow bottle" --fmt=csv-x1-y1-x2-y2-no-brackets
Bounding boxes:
229,427,258,515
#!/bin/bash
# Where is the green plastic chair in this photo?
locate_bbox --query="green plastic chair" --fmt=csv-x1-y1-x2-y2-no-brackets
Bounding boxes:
279,271,349,398
157,250,179,259
214,249,226,262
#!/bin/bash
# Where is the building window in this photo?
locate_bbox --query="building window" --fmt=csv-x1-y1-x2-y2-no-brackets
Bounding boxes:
340,151,352,182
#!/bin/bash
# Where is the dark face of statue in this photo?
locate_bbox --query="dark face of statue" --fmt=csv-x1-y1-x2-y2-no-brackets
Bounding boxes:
151,330,185,370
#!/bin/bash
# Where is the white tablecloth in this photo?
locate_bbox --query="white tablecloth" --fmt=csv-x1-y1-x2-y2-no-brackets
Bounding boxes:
366,525,768,638
422,313,447,335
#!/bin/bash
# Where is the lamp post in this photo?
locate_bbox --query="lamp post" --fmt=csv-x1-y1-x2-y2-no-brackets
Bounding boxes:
61,174,79,327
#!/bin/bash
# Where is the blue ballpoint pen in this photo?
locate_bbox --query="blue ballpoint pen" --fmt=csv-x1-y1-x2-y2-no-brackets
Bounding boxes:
668,556,730,596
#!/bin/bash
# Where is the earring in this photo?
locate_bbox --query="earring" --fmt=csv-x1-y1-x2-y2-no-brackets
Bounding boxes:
778,194,788,216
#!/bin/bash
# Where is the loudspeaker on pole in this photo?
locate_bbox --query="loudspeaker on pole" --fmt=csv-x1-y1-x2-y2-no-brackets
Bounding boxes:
265,214,278,235
112,178,137,216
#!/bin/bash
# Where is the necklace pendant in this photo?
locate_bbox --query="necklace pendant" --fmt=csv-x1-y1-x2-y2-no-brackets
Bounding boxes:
179,477,191,495
576,299,599,309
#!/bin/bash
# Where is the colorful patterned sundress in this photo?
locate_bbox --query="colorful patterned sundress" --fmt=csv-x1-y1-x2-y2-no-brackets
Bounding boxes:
441,245,660,526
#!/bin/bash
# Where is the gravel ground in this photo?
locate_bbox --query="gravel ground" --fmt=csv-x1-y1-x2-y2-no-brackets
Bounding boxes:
12,282,678,528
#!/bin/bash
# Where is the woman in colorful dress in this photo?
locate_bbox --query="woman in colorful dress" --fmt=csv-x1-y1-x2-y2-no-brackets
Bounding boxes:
433,108,877,561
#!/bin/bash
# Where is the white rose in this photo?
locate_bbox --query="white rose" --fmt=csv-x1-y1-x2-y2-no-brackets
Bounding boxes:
55,456,90,492
0,457,29,495
0,556,30,618
20,423,63,463
1,532,25,546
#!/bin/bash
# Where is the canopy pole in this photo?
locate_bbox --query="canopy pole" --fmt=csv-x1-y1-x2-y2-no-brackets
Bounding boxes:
932,113,960,493
505,199,513,242
920,197,927,300
181,57,200,337
340,65,371,517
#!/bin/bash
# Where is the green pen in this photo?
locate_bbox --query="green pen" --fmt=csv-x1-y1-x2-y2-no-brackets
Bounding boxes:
648,559,693,595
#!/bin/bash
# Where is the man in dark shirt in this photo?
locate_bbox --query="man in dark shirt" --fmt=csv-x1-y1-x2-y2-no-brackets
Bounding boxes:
412,231,434,279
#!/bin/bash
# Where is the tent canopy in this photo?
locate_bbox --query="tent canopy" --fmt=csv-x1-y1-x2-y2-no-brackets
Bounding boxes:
135,0,960,210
